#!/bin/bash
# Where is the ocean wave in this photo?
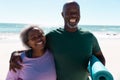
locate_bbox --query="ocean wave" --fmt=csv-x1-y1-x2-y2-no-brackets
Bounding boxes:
93,32,120,39
0,32,120,41
0,33,20,40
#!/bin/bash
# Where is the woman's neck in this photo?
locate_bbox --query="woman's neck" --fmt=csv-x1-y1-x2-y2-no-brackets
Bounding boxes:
32,49,45,58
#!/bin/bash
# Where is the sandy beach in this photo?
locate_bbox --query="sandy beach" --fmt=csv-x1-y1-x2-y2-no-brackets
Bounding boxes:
0,37,120,80
98,38,120,80
0,39,25,80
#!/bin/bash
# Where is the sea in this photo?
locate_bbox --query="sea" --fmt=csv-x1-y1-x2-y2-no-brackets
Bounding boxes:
0,23,120,41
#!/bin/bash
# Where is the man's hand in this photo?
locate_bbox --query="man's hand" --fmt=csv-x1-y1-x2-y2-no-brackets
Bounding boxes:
9,50,24,72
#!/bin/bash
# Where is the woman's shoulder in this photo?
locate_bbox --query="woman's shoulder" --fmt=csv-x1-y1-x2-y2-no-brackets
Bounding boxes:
20,49,32,59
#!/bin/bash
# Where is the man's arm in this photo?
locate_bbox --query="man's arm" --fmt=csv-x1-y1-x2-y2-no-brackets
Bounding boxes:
93,51,106,66
92,35,106,66
9,50,25,72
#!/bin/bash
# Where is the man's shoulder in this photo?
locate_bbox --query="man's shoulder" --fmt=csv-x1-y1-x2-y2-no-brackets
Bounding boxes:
46,28,64,35
79,29,93,35
78,29,96,39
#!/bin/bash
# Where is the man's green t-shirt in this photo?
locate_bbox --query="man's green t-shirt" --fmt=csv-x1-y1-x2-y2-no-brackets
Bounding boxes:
46,28,101,80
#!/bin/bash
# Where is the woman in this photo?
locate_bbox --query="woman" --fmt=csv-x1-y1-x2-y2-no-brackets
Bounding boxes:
6,25,56,80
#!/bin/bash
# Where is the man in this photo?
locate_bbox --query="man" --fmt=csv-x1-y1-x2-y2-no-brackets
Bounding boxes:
9,1,105,80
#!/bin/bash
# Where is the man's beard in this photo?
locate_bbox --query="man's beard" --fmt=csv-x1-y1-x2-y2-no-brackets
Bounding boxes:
67,23,77,28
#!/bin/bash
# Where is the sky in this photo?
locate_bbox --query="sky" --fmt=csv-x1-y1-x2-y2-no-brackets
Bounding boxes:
0,0,120,26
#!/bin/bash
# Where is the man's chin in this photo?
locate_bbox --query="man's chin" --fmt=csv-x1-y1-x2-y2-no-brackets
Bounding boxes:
67,23,77,28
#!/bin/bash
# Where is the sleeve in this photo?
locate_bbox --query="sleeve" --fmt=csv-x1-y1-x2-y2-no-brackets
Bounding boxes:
92,35,101,53
6,69,20,80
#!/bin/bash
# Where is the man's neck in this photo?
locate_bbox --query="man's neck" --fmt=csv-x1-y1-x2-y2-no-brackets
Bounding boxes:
65,26,78,32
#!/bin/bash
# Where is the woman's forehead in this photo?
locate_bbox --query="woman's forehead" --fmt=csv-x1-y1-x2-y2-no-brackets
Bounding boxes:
28,28,43,35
